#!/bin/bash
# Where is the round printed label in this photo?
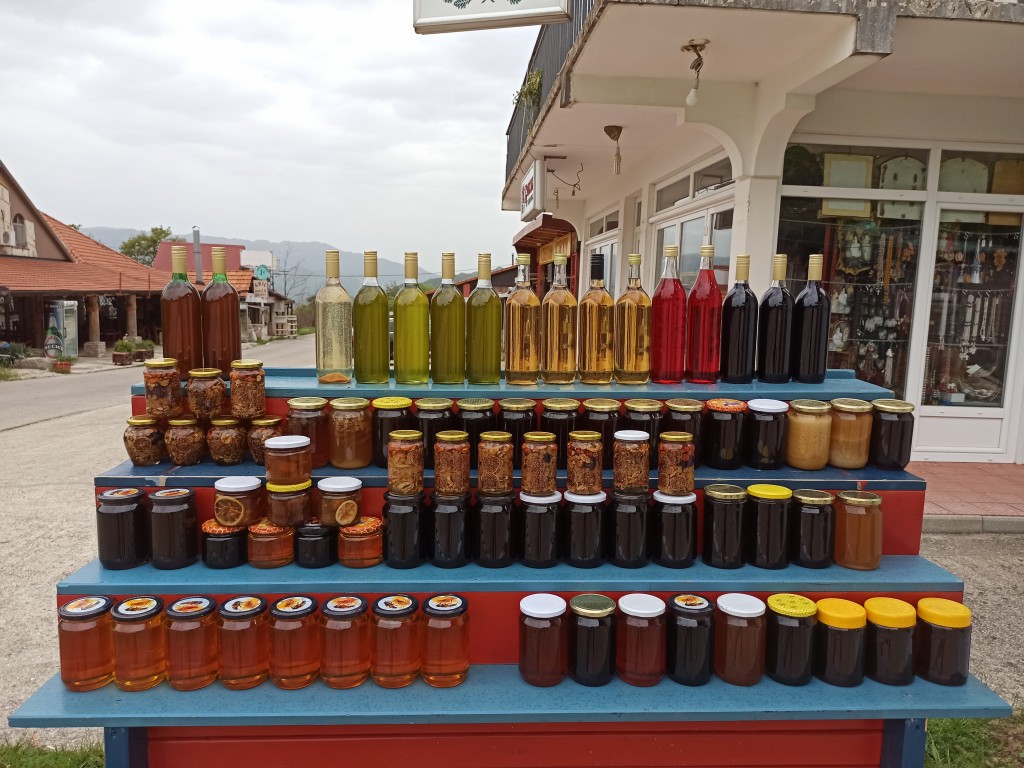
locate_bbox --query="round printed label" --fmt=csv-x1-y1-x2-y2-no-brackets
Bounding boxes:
101,488,142,499
170,597,212,614
152,488,191,498
326,596,364,613
274,596,313,614
427,595,463,613
63,597,107,615
118,597,159,615
673,594,710,611
223,596,263,614
376,595,414,613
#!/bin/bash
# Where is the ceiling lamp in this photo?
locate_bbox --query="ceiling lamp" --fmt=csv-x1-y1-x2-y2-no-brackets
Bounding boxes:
604,125,622,175
682,39,709,106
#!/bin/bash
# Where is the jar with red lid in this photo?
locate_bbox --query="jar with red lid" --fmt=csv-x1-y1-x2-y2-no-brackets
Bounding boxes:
143,358,182,417
229,359,266,419
704,398,747,470
714,593,766,686
421,594,470,688
338,517,384,568
247,416,284,465
218,596,269,690
269,596,321,689
207,418,247,466
616,594,665,687
58,596,115,692
166,596,219,691
185,368,226,420
321,596,371,689
264,435,313,486
247,519,294,568
266,480,313,527
371,595,421,688
519,593,567,687
111,596,167,691
286,397,330,468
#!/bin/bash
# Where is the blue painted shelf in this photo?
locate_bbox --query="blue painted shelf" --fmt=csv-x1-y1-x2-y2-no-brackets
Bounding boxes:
10,669,1009,728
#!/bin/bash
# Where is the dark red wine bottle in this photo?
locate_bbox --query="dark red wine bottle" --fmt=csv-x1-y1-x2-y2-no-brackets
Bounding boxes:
756,254,794,383
791,253,830,383
720,254,757,384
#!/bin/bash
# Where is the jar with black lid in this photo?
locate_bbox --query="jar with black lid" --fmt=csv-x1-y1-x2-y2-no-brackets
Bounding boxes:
201,519,247,569
582,398,620,470
870,399,915,470
563,491,607,569
96,488,150,570
622,399,663,469
295,519,338,568
540,398,579,469
664,399,703,469
814,598,866,687
864,597,915,686
371,396,414,468
742,399,788,470
431,493,469,568
414,397,454,469
915,597,971,686
475,493,515,568
744,484,791,570
789,489,835,569
568,594,616,687
765,593,817,686
610,491,648,568
666,594,713,686
651,491,696,568
383,492,426,569
703,398,748,469
456,398,497,468
498,398,536,469
519,491,562,568
148,488,198,570
702,484,747,569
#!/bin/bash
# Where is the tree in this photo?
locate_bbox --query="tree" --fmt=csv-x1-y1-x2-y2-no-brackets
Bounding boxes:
121,226,184,267
271,245,309,301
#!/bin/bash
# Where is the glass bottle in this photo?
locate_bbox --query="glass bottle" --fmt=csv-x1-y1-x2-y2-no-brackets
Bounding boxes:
314,249,353,381
791,253,830,384
651,244,686,383
685,245,721,383
394,252,429,384
466,253,502,384
578,254,614,384
430,252,466,384
504,253,540,385
160,244,203,375
720,254,757,384
353,251,390,383
757,254,794,383
200,246,240,379
541,253,577,384
614,253,652,384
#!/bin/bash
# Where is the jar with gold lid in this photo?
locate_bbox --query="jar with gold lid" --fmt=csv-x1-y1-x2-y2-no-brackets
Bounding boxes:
521,431,558,496
785,399,831,471
478,431,514,496
285,396,330,468
247,416,284,465
665,399,703,469
229,359,266,419
566,430,603,496
124,416,164,466
498,398,536,469
207,417,247,466
623,399,663,469
658,432,694,495
829,398,873,469
185,368,225,420
165,418,205,466
434,430,471,496
835,490,883,570
372,396,414,468
703,484,747,569
329,397,372,469
789,489,835,569
581,398,620,470
539,398,578,469
143,358,182,417
414,397,454,469
388,429,425,496
456,398,497,468
870,399,915,470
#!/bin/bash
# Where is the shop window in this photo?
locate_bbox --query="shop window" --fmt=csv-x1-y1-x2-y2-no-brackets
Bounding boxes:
654,210,731,294
12,214,26,247
938,151,1024,195
695,158,733,195
588,210,620,238
783,144,929,191
655,176,691,212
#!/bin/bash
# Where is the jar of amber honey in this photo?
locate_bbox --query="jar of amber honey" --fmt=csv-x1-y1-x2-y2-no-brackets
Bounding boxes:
58,596,115,692
247,519,294,568
371,595,421,689
286,397,330,468
828,398,873,469
166,596,219,691
266,480,313,527
714,593,766,687
616,594,666,687
218,596,269,690
269,596,321,690
321,596,371,689
338,517,384,568
264,435,313,486
111,596,167,691
421,594,470,688
329,397,372,469
835,491,883,570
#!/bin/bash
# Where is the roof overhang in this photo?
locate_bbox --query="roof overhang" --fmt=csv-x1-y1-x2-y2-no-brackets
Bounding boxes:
513,214,578,249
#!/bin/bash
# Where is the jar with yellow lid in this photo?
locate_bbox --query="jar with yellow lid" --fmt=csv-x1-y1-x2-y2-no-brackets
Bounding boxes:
456,398,497,468
658,432,694,495
478,431,514,496
785,399,831,470
434,430,470,496
766,593,816,686
521,431,558,496
864,597,915,686
870,399,915,470
744,484,792,570
229,359,266,419
248,519,294,568
582,398,620,470
266,480,313,527
185,367,226,420
207,417,247,466
165,418,204,466
789,489,835,569
813,598,866,687
704,398,747,470
123,416,164,466
567,430,602,496
915,597,971,686
372,396,413,468
835,490,883,570
329,397,372,469
285,396,329,468
388,429,424,495
702,484,747,569
143,358,182,417
540,398,579,469
828,398,873,469
623,399,663,469
247,415,284,465
414,398,454,469
665,399,703,469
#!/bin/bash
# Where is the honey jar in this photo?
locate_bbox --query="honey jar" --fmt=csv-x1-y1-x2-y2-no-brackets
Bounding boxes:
166,596,219,691
218,596,270,690
111,596,167,692
269,596,321,690
58,596,115,692
321,596,371,689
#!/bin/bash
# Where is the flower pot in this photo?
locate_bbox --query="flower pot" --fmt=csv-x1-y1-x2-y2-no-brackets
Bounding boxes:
113,352,133,366
51,361,73,374
133,349,148,362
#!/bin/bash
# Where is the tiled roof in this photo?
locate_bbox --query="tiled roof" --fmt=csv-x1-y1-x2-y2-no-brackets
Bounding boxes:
44,214,168,283
185,270,254,297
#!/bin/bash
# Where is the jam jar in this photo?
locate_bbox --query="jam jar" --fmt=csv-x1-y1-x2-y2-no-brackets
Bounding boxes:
248,519,294,568
421,594,470,688
264,434,313,486
295,519,338,568
864,597,916,686
321,596,371,689
143,358,182,417
835,490,883,570
338,517,384,568
166,596,219,691
568,594,616,687
915,598,972,686
814,598,866,687
665,399,703,469
610,491,649,568
371,595,421,689
519,593,567,687
829,398,873,469
201,519,247,569
431,493,469,568
266,480,313,527
666,594,714,686
229,359,266,419
328,397,372,469
387,429,425,496
613,430,649,494
742,399,788,470
285,397,330,468
434,430,471,496
414,397,454,469
540,398,579,469
498,398,537,469
616,594,666,687
207,418,247,466
765,594,817,686
789,489,835,569
703,398,748,470
870,399,915,470
703,484,748,569
566,430,603,496
658,432,695,495
185,367,226,420
572,402,616,476
372,396,414,468
456,398,497,468
786,400,831,471
651,491,697,568
58,596,115,692
478,431,514,496
218,595,270,690
622,399,663,469
247,416,283,465
96,488,150,570
520,491,563,569
521,431,558,496
476,492,515,568
743,484,791,570
165,418,205,466
317,476,362,527
564,491,607,569
111,597,167,691
383,492,426,569
214,476,262,528
148,488,198,570
124,416,164,467
269,596,321,690
714,593,766,687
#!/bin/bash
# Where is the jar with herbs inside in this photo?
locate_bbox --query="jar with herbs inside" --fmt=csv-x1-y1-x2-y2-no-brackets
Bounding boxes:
566,431,603,496
388,430,424,496
613,430,649,494
229,360,266,419
658,432,694,495
286,397,330,468
165,418,205,466
185,368,225,420
207,418,247,466
123,416,164,467
434,431,470,496
521,431,558,497
329,398,372,469
143,358,182,417
478,431,513,495
247,416,283,465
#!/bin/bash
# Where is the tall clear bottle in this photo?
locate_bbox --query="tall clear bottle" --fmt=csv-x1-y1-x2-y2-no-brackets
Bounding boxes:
394,252,429,384
466,253,502,384
578,254,614,385
430,252,466,384
353,251,390,383
720,254,758,384
651,245,686,384
614,253,652,384
161,244,203,375
791,253,830,384
504,254,540,385
541,253,577,384
201,246,240,378
685,245,721,383
756,254,794,383
315,249,354,381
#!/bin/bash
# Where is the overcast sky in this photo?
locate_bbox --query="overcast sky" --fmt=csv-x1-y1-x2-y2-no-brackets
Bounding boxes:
0,0,536,272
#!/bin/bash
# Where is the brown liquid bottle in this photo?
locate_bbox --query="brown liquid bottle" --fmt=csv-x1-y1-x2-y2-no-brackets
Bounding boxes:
161,244,203,374
201,246,240,378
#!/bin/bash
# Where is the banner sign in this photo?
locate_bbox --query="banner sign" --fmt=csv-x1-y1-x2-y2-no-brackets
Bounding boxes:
520,159,545,222
253,280,269,300
414,0,571,34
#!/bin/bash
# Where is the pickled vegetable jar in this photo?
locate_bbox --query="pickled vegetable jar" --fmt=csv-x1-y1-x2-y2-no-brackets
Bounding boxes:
540,398,579,469
664,399,703,469
213,476,262,527
566,430,603,496
371,396,413,468
166,596,218,691
247,416,283,465
123,416,164,467
829,398,873,469
785,399,831,471
328,397,372,469
613,430,649,494
111,596,167,691
266,480,313,527
165,418,205,466
658,432,694,495
521,431,558,496
143,358,182,417
58,596,115,692
835,490,883,570
582,398,620,470
321,596,371,689
229,359,266,419
388,429,424,495
264,435,313,486
317,476,362,527
434,430,470,496
218,596,269,690
414,397,454,470
498,398,536,469
870,399,915,470
285,396,330,468
704,398,747,470
622,399,662,469
477,431,514,495
185,368,226,420
207,418,247,466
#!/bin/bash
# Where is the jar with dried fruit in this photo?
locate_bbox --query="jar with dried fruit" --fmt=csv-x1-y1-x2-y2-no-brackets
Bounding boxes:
338,517,384,568
414,398,454,470
264,435,313,486
566,431,603,496
456,398,497,468
201,519,247,569
622,399,662,469
229,359,266,419
123,416,164,467
372,397,414,468
214,476,262,527
477,431,513,496
143,358,182,417
582,398,620,470
317,477,361,527
521,432,558,496
540,398,579,469
613,430,650,494
387,430,424,496
329,397,372,469
434,430,470,496
266,480,313,527
657,432,694,495
247,416,284,465
185,368,226,420
248,519,294,568
498,398,536,469
207,418,247,466
286,397,330,468
165,418,205,466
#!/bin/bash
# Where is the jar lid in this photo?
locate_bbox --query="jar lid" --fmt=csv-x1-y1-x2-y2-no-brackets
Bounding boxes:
188,368,221,379
653,491,697,505
541,398,580,412
287,396,328,410
831,397,872,413
669,594,713,617
250,416,283,427
837,490,882,507
340,516,383,536
520,491,563,505
524,431,556,443
789,399,830,414
568,430,601,442
457,398,496,411
144,358,177,369
149,488,195,502
58,596,113,621
330,397,370,411
520,593,566,619
167,418,199,427
265,435,311,451
248,518,289,534
665,398,704,413
318,476,362,493
716,593,766,618
373,594,418,618
266,480,312,493
322,595,368,619
747,398,789,414
126,416,158,426
747,484,793,501
112,596,164,622
865,597,917,629
166,596,216,620
793,489,835,505
97,488,144,503
436,430,469,443
816,598,866,629
917,597,971,629
424,594,468,618
498,398,537,412
215,476,262,493
659,431,692,442
704,484,747,501
480,431,512,442
614,429,649,442
219,595,267,619
570,594,616,618
624,398,662,413
297,518,334,537
202,519,245,535
372,396,413,409
767,593,817,619
563,491,607,505
270,595,318,620
231,359,264,369
389,429,423,441
873,398,915,414
707,398,747,413
415,397,454,411
618,593,666,618
582,398,620,413
210,417,242,427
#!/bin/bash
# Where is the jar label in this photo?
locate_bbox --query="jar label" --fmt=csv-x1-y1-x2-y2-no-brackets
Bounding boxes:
673,595,709,611
274,596,314,614
170,597,212,614
426,595,464,613
223,596,263,614
101,488,142,499
326,596,364,613
377,595,414,613
118,597,159,615
63,597,106,615
152,488,191,499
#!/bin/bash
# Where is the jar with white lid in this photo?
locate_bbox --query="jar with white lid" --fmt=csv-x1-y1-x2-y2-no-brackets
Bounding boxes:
264,435,313,486
616,594,666,687
742,398,788,470
564,490,607,568
613,429,649,494
520,491,563,569
714,593,766,686
519,593,567,687
317,476,362,527
213,476,263,527
651,491,697,568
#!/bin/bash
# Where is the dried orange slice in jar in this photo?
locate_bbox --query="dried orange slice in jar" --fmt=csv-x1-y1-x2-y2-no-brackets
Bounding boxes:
336,499,359,526
214,495,246,527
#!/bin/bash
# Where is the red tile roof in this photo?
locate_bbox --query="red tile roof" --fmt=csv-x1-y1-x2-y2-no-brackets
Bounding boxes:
185,270,254,297
43,214,170,287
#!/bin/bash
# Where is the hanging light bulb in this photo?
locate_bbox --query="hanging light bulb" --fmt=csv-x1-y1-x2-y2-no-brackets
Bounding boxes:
682,39,708,108
604,125,623,176
686,87,699,107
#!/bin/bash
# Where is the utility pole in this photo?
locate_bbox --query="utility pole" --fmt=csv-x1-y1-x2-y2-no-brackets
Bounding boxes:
192,226,204,285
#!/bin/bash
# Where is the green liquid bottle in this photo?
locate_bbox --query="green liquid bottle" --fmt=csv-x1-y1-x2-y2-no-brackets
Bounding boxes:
353,250,390,383
430,252,465,384
315,249,354,380
466,253,502,384
394,252,429,384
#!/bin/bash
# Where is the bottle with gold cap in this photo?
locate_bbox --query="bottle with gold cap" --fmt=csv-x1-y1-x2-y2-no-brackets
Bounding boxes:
614,253,652,384
651,244,686,383
161,244,203,375
394,252,429,384
504,253,540,385
685,244,721,383
353,251,389,383
578,253,614,384
756,254,794,383
201,246,240,378
430,252,465,383
541,253,577,384
315,249,354,381
720,254,757,384
791,253,830,384
466,253,501,384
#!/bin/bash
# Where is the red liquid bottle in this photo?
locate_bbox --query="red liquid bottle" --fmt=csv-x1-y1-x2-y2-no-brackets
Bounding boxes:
651,245,687,383
686,245,722,383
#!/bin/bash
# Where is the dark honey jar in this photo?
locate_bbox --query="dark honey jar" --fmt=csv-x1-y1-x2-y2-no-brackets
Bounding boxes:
864,597,916,686
383,492,426,569
148,488,198,570
743,484,791,570
564,491,607,569
475,492,515,568
568,594,616,687
702,484,747,569
519,491,563,569
666,594,714,687
765,593,817,687
610,491,649,568
519,593,567,687
714,593,766,687
814,598,866,687
96,488,150,570
789,489,835,569
915,597,971,686
201,519,247,569
651,491,697,568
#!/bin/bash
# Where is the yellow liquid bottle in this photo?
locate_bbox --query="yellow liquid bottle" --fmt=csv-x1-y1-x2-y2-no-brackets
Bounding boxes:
394,252,429,384
430,252,466,384
466,253,502,384
315,250,354,380
614,253,652,384
541,253,577,384
353,251,390,383
578,253,614,385
504,253,540,385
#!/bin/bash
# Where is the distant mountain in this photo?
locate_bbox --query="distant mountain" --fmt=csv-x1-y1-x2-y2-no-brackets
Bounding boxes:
80,227,438,302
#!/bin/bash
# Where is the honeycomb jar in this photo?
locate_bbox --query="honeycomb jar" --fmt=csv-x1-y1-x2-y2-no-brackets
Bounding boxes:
218,596,270,690
269,596,321,690
247,519,294,568
111,596,167,692
58,596,115,692
321,596,371,689
285,397,330,468
166,596,219,691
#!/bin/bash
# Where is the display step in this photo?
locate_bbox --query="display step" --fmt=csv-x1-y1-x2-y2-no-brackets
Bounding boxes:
10,668,1009,729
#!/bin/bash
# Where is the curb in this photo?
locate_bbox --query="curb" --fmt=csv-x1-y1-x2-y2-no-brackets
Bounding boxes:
923,514,1024,534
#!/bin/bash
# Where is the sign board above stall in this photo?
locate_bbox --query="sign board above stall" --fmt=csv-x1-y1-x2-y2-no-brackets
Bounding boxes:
521,159,546,222
414,0,570,34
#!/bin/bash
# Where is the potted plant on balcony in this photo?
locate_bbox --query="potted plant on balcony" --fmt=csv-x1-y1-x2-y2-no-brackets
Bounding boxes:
133,339,155,362
51,354,76,374
113,339,134,366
